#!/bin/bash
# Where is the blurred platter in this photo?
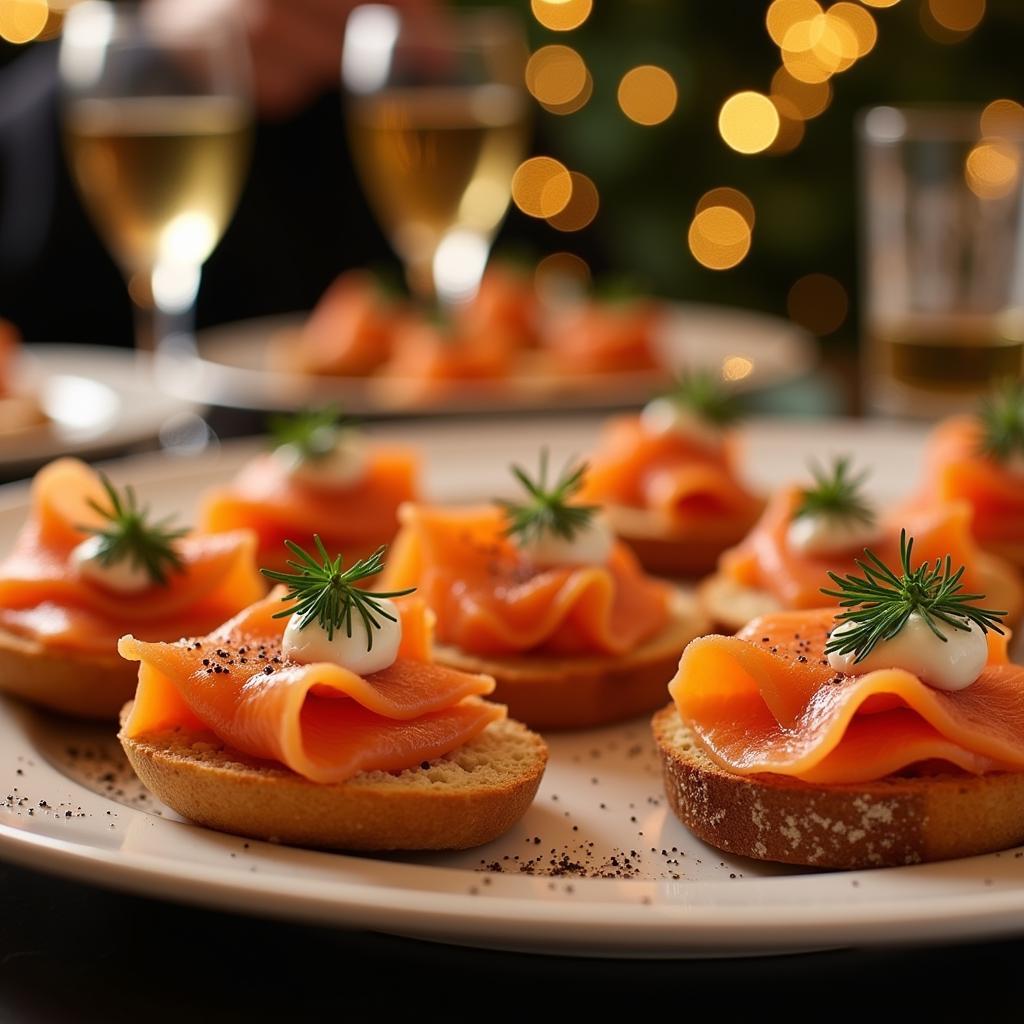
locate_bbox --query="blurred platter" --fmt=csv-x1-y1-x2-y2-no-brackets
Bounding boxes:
7,415,1024,959
157,303,817,415
0,345,197,475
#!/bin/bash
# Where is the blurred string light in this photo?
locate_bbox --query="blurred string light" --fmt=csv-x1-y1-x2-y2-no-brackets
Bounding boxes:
981,99,1024,137
546,171,599,232
687,205,752,270
766,96,806,153
787,273,849,334
0,0,48,43
718,91,779,154
617,65,678,126
525,45,589,108
771,68,832,119
695,187,755,228
511,156,573,218
921,0,985,43
541,68,593,115
722,355,754,381
860,0,900,7
965,140,1019,200
531,0,592,32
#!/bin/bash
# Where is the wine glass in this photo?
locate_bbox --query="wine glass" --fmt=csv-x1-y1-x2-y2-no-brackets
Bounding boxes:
59,1,253,352
342,4,529,306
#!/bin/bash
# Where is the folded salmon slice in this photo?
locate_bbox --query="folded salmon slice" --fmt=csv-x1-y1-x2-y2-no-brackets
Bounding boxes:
0,459,264,655
383,504,672,657
670,607,1024,784
581,416,762,528
119,590,504,783
720,485,994,608
200,446,418,571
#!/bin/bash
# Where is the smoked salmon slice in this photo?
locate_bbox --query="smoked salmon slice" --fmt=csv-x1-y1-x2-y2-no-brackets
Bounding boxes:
118,590,504,784
200,445,418,572
0,458,264,656
670,608,1024,784
382,504,672,656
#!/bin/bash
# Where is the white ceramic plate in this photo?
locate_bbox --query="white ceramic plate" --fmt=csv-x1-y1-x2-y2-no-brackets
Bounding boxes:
156,304,817,415
5,415,1024,959
0,345,198,473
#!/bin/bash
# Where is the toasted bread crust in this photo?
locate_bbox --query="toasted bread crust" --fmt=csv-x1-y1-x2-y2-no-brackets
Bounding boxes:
653,703,1024,869
119,713,547,851
0,627,137,719
432,590,706,731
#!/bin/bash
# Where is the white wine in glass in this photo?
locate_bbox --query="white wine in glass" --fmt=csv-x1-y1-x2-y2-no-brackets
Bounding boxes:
60,2,252,351
343,6,529,304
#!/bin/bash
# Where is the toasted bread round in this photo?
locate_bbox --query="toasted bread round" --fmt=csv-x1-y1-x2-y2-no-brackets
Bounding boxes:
432,590,706,731
653,703,1024,869
0,627,137,719
604,503,762,578
699,552,1024,635
119,712,547,851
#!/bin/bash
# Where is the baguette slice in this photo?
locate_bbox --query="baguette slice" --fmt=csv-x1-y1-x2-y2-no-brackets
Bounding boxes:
432,589,706,731
0,627,138,719
653,703,1024,869
119,711,547,851
699,550,1024,635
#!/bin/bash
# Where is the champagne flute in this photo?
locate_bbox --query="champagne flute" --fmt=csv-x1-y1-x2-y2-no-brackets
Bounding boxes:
342,4,529,306
59,1,253,352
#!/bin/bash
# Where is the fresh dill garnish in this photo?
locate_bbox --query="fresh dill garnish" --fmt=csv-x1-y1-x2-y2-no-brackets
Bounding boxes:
80,475,187,586
977,379,1024,462
660,370,741,427
267,407,355,462
497,449,599,546
821,529,1005,664
261,538,414,649
793,456,875,525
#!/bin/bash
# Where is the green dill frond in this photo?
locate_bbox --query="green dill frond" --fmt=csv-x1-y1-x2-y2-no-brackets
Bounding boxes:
978,379,1024,462
660,370,741,427
268,407,356,463
262,538,414,650
793,456,875,525
821,529,1005,664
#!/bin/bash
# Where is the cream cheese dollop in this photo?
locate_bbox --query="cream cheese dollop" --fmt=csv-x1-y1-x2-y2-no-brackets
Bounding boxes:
281,598,401,675
69,535,153,593
274,432,368,489
786,512,880,557
515,516,614,569
639,397,723,450
826,611,988,691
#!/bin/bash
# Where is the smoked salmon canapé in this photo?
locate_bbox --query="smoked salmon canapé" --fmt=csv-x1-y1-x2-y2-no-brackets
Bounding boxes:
0,458,264,719
580,373,763,576
655,533,1024,869
117,540,547,851
700,456,1024,634
904,382,1024,570
199,408,419,573
381,452,709,730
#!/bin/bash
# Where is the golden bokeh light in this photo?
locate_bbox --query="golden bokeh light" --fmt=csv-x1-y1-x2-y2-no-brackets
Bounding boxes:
767,96,806,154
540,69,593,115
828,3,878,57
766,0,822,47
718,91,780,154
781,21,840,84
787,273,849,335
770,67,832,120
530,0,593,32
965,140,1020,200
688,206,752,271
512,157,573,218
860,0,900,7
534,251,591,302
722,356,754,381
696,187,755,229
0,0,48,43
981,99,1024,138
546,171,599,232
928,0,985,33
526,45,588,108
617,65,678,126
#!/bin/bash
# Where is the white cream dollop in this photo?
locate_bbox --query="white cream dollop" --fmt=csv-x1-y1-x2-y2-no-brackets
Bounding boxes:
274,432,368,489
827,611,988,691
786,512,880,557
69,535,154,593
639,398,723,450
281,598,401,675
515,516,614,569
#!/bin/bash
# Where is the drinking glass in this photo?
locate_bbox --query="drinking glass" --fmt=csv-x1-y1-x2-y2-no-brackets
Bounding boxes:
342,4,529,305
59,1,253,351
859,105,1024,417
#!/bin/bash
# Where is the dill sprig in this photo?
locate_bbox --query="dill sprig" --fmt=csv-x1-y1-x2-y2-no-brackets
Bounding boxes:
978,380,1024,462
80,475,187,586
268,407,356,463
660,370,741,427
821,529,1005,664
261,538,414,649
497,449,599,546
793,456,875,525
